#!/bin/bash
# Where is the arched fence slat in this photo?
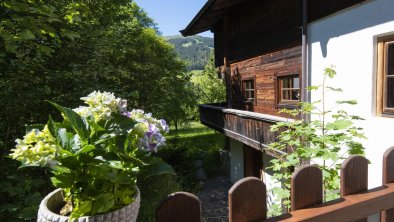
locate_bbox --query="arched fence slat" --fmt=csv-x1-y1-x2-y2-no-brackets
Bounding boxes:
228,177,267,222
155,147,394,222
340,155,369,222
382,146,394,222
156,192,201,222
291,165,322,211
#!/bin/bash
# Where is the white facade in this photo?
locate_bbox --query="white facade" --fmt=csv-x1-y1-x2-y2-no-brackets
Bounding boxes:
229,138,244,183
308,0,394,189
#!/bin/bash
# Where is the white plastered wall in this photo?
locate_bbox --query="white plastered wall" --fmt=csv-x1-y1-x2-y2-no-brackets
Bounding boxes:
230,138,244,183
308,0,394,190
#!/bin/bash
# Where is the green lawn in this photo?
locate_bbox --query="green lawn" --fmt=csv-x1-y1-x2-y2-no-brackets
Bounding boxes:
137,122,225,222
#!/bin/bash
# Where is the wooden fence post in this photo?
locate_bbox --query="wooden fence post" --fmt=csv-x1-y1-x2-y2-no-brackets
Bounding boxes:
382,146,394,222
156,192,201,222
340,155,369,222
291,165,323,211
228,177,267,222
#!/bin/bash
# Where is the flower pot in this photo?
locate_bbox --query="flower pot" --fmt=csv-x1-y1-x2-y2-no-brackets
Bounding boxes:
37,188,140,222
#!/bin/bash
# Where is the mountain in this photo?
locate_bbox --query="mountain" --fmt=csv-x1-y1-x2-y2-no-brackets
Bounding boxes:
166,35,214,71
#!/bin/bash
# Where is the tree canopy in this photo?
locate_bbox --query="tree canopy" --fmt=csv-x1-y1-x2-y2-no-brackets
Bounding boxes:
0,1,194,220
0,0,191,155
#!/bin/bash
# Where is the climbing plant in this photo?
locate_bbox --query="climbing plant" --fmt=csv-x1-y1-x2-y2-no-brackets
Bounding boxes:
267,67,367,216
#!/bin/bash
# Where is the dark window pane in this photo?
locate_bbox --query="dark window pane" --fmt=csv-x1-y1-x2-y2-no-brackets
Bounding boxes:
282,90,290,100
387,78,394,107
292,89,300,100
388,43,394,76
282,79,290,88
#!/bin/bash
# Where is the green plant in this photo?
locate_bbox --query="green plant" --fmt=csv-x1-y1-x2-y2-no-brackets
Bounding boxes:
0,159,51,222
10,91,174,220
267,67,366,216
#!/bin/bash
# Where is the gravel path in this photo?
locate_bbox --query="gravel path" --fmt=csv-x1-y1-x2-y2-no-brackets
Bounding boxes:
197,176,232,222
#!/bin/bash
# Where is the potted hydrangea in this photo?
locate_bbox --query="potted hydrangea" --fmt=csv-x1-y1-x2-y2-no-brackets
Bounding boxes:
10,91,172,221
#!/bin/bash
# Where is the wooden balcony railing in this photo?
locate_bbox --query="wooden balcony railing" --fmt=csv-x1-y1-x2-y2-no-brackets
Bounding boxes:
199,103,294,154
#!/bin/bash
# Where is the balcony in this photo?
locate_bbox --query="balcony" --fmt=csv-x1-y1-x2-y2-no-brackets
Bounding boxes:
199,103,293,155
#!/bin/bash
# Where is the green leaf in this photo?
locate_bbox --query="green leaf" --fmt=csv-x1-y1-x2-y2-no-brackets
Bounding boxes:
336,100,358,105
62,31,80,41
108,161,125,170
50,174,74,188
307,85,320,91
142,157,176,178
77,200,92,215
20,30,35,40
69,134,81,151
326,86,343,92
91,193,115,214
324,67,337,78
75,145,95,155
48,16,62,23
59,156,80,170
47,115,58,139
326,119,353,130
58,128,69,149
48,101,89,140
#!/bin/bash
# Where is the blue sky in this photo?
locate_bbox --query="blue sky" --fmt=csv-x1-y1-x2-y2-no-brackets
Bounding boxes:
134,0,213,37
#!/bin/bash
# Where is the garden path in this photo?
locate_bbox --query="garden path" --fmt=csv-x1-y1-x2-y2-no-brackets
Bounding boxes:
197,176,232,222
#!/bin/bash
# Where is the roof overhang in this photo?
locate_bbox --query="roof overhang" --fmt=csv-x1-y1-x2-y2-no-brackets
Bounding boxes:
180,0,246,36
181,0,370,37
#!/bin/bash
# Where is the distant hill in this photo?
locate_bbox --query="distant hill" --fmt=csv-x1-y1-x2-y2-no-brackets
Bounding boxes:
166,35,214,71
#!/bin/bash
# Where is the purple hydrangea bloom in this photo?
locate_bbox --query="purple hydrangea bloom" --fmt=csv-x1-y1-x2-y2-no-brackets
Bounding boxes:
122,111,132,118
159,119,169,133
138,124,166,152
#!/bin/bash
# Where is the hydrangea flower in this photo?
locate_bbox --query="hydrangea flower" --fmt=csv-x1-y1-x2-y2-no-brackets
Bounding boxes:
77,91,127,121
159,119,169,133
11,91,169,166
10,126,57,168
138,124,166,153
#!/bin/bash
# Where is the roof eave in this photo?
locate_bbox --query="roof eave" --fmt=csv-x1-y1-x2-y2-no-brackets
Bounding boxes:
181,0,217,36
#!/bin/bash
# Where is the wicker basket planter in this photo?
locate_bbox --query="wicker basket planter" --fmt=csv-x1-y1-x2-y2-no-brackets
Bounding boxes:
37,188,140,222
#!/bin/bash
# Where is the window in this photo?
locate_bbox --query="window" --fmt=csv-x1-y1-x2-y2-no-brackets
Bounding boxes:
377,36,394,115
242,79,255,103
277,74,300,107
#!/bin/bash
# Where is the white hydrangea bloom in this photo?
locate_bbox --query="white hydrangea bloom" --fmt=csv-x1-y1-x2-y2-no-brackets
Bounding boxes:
79,91,127,121
10,126,57,167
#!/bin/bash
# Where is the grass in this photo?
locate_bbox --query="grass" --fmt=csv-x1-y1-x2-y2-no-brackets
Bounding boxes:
137,122,225,222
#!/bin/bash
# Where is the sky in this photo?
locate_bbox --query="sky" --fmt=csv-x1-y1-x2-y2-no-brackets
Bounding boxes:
133,0,213,37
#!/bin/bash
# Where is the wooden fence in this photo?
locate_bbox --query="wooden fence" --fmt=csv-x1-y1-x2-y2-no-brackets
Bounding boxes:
156,146,394,222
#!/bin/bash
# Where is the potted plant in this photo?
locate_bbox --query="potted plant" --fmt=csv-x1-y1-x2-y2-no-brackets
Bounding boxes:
10,91,173,221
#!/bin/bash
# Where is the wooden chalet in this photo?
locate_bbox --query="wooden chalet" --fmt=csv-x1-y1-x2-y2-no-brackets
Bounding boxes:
182,0,368,182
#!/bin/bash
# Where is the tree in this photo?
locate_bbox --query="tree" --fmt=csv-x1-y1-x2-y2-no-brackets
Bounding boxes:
191,50,226,105
266,67,366,216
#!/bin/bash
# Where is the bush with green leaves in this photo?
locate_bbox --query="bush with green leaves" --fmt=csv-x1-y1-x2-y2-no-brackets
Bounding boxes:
10,91,174,220
267,67,366,216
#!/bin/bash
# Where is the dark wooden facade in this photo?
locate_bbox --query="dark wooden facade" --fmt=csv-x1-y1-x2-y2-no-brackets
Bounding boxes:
213,0,302,67
230,46,302,116
183,0,368,155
